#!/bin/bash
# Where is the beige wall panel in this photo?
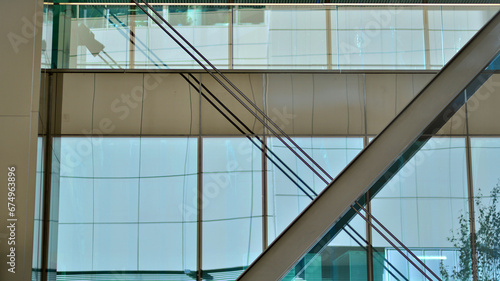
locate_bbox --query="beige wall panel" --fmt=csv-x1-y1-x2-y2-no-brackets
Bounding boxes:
266,74,295,135
0,0,42,280
61,73,95,134
366,74,397,135
395,74,416,114
289,74,314,135
346,74,366,135
467,74,500,134
0,115,38,280
412,73,435,95
312,74,365,135
142,73,200,135
93,73,143,135
201,73,264,135
367,73,437,135
0,8,41,116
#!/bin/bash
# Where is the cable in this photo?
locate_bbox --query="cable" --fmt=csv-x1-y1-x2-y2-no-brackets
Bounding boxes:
133,0,333,186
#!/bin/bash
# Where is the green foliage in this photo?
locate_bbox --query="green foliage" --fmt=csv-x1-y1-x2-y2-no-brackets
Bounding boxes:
440,182,500,281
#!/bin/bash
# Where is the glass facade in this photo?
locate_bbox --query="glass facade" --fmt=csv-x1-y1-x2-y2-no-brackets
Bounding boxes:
42,72,500,280
371,137,469,280
56,137,197,277
202,138,262,272
267,137,364,242
43,4,497,70
278,75,500,280
53,136,368,279
31,2,500,281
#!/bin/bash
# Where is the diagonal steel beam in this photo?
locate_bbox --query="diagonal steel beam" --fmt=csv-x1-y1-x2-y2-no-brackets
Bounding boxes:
237,10,500,281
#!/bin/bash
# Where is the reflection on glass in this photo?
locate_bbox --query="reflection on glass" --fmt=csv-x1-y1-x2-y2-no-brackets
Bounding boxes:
202,138,262,274
63,5,229,69
45,4,498,69
32,137,45,281
267,137,363,242
278,137,470,281
470,138,500,280
372,137,468,280
281,214,368,281
56,137,197,279
42,5,53,68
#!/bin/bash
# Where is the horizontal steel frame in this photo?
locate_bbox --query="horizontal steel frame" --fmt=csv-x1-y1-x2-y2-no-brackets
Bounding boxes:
237,11,500,281
44,2,500,6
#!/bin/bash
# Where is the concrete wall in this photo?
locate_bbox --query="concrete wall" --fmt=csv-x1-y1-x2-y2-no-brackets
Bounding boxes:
0,0,43,280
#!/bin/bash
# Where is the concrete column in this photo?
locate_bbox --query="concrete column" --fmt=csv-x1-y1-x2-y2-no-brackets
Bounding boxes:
0,0,43,280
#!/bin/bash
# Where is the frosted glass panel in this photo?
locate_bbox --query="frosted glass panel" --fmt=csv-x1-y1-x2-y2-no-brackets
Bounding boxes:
93,138,140,177
470,138,500,280
267,137,363,242
202,138,262,270
57,137,197,274
93,224,138,270
57,224,93,272
372,137,468,280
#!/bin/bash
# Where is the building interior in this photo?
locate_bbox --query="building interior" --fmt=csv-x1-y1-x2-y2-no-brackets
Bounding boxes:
2,1,500,281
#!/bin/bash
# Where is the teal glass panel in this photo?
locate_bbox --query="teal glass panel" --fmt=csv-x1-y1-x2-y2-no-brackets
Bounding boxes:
282,213,370,281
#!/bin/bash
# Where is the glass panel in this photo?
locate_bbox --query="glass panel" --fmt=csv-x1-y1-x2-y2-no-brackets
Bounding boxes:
283,213,369,281
233,7,266,69
267,137,363,242
266,7,327,69
278,49,500,281
44,4,498,70
56,137,197,279
32,137,45,281
50,4,229,69
336,7,424,70
42,5,53,69
372,137,469,280
470,137,500,280
202,138,262,275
